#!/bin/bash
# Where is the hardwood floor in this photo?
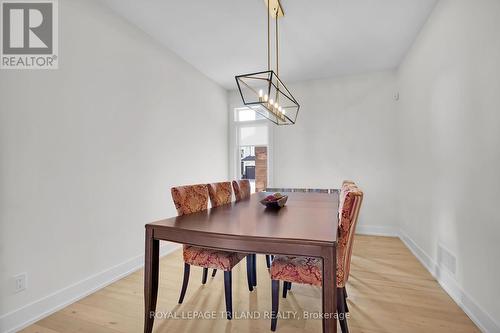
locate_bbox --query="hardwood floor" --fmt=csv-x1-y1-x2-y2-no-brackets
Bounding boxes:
21,236,479,333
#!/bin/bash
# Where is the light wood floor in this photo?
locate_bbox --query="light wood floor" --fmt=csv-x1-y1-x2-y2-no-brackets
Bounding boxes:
21,236,479,333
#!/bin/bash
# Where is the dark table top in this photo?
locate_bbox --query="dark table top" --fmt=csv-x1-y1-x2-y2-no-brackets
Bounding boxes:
148,191,339,244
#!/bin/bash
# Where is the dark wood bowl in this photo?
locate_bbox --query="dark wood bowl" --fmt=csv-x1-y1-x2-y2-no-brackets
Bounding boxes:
260,195,288,209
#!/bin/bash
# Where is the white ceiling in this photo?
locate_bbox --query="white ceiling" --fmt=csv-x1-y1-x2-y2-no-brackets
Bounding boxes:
102,0,437,89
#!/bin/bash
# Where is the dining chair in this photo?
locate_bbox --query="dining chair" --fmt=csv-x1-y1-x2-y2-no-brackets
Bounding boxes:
232,179,262,287
232,179,251,201
269,184,364,332
171,184,250,320
207,182,255,290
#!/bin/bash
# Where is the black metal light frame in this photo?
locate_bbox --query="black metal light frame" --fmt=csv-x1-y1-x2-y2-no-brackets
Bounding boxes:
235,0,300,126
235,70,300,125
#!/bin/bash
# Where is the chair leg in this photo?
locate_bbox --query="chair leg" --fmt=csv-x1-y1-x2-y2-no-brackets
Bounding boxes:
178,263,190,304
343,286,349,312
252,254,257,286
337,287,349,333
224,271,233,320
271,280,280,331
287,282,292,290
266,255,271,269
212,269,217,277
246,255,254,291
202,267,208,284
282,281,289,298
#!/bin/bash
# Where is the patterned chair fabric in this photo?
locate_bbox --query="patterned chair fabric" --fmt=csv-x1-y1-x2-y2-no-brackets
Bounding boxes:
232,179,251,201
183,246,246,271
270,185,363,288
337,185,363,287
207,182,232,207
270,255,322,286
171,184,209,216
171,184,244,271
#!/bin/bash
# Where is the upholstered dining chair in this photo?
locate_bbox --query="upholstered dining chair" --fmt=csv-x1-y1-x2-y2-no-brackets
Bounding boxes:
232,179,251,201
231,179,263,288
269,184,364,332
171,184,249,320
207,182,255,291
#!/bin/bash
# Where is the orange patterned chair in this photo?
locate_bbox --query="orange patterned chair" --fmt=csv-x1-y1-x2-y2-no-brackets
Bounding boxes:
269,183,363,332
171,184,248,320
207,182,233,207
232,179,262,288
232,179,251,201
206,182,255,291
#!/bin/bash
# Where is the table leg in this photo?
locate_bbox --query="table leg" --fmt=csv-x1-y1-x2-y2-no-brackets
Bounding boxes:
322,245,337,333
144,227,159,333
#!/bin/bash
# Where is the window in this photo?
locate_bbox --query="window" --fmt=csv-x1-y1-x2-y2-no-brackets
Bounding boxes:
234,108,266,122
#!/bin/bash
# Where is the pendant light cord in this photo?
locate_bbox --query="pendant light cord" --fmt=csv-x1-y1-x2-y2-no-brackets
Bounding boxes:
275,5,279,102
276,6,279,78
267,2,270,72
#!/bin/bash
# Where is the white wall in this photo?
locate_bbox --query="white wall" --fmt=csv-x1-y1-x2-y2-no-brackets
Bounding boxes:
229,71,399,235
397,0,500,331
0,0,228,331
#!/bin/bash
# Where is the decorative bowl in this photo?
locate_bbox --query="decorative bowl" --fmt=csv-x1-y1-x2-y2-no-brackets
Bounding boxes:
260,193,288,209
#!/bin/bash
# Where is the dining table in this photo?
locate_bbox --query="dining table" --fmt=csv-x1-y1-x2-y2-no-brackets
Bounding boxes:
144,191,339,333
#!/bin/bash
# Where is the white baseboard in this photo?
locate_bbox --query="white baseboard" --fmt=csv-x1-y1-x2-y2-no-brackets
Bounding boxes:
356,225,398,237
0,242,181,333
399,230,500,333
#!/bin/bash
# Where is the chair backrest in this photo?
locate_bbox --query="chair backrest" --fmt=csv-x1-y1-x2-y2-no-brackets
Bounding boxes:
342,180,356,186
339,180,357,206
232,180,251,201
171,184,209,216
207,182,232,207
336,183,363,287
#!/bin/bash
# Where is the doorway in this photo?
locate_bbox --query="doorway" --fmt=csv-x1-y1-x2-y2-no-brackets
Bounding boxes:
234,108,271,192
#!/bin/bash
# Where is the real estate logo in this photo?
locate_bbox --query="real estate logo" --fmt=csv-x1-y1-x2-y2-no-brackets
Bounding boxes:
1,0,58,69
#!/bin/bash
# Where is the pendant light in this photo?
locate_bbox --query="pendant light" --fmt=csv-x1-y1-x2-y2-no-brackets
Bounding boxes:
235,0,300,125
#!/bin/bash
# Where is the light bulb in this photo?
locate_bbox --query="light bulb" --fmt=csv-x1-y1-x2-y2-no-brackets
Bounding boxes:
274,102,279,109
264,94,268,102
269,98,274,106
282,109,286,115
278,106,283,113
258,89,263,97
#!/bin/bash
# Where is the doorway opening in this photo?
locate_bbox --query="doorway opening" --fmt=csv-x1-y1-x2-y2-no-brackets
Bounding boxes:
239,146,268,192
234,108,271,193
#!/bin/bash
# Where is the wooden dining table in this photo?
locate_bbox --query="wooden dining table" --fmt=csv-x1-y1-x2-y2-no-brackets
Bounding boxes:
144,191,339,333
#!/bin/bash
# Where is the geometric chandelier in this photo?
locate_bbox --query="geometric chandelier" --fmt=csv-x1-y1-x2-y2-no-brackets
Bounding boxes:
235,0,300,125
